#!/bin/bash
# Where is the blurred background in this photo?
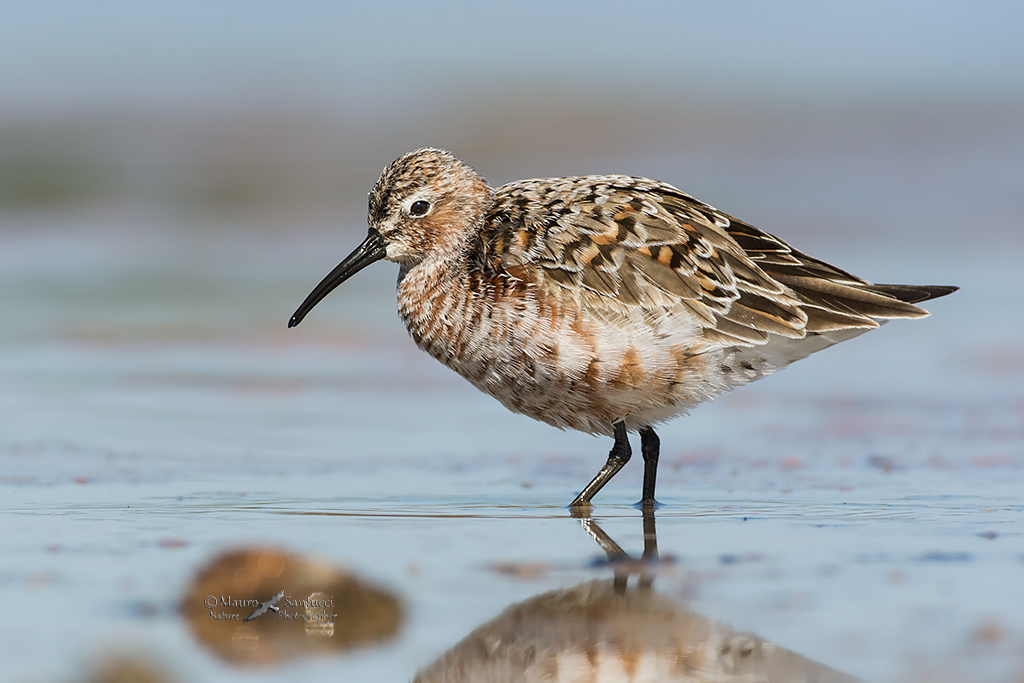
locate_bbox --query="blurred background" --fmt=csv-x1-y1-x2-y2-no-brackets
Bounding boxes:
2,2,1023,682
3,0,1021,239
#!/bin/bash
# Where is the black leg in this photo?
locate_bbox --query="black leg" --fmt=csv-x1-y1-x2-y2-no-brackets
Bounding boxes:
569,421,631,509
638,426,660,508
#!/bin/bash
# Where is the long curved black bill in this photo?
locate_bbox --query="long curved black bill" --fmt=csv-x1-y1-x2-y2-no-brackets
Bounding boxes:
288,229,386,328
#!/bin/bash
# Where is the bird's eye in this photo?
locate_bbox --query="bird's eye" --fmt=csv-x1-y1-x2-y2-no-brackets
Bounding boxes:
409,200,430,217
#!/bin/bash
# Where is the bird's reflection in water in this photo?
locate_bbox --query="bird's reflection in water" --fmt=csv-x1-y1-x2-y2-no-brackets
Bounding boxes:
414,509,857,683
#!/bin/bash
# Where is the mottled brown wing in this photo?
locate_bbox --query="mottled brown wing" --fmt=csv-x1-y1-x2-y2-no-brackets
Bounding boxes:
477,176,938,347
722,218,952,331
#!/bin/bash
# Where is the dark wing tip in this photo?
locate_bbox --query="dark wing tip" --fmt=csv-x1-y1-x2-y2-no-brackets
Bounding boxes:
871,284,959,304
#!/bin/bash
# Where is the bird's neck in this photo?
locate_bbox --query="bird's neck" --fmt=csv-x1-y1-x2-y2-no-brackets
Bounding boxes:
395,253,472,350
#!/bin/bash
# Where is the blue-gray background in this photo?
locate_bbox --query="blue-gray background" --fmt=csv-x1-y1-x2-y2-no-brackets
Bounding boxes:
4,1,1022,107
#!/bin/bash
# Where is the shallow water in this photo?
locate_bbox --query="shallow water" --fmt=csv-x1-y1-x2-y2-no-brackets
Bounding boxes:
2,118,1023,682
